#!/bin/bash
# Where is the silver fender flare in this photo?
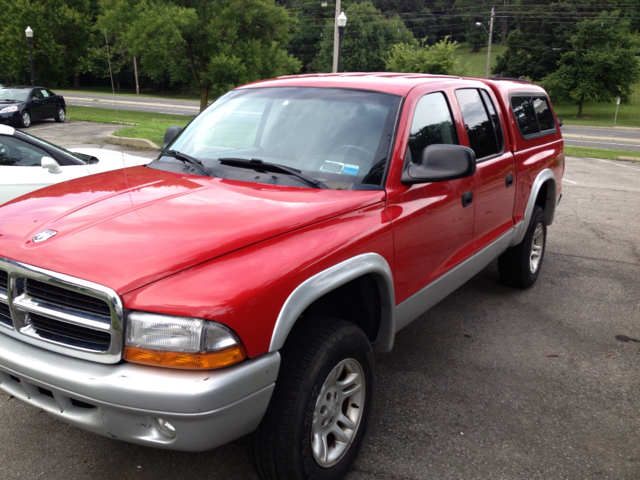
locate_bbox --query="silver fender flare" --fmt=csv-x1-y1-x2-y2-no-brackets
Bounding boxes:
511,168,557,246
268,253,396,354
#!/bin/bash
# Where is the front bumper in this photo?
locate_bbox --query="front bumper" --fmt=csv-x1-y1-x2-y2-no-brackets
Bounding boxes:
0,111,20,125
0,334,279,451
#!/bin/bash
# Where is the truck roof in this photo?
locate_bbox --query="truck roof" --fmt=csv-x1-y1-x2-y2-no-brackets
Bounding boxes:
240,72,545,97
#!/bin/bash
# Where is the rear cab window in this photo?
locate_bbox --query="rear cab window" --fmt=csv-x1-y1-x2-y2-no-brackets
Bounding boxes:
511,94,556,139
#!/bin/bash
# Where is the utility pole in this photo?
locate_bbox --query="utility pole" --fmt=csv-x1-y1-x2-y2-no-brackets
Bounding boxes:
486,6,495,79
133,55,140,96
332,0,341,73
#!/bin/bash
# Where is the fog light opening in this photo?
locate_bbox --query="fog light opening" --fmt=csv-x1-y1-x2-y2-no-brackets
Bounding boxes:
156,418,177,439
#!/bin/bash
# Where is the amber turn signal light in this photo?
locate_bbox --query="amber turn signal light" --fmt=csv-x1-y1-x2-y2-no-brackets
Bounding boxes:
124,345,246,370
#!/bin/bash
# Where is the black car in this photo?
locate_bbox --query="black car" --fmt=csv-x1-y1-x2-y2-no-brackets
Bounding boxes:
0,86,66,128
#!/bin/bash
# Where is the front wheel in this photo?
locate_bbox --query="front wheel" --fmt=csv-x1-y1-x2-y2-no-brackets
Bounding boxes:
498,205,547,288
250,316,374,480
19,110,31,128
54,106,66,123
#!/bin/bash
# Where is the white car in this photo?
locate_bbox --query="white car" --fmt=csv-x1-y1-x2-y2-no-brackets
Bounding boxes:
0,124,150,205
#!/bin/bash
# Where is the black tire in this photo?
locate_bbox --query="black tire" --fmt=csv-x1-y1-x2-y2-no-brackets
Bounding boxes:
498,205,547,289
250,316,374,480
19,110,31,128
54,106,66,123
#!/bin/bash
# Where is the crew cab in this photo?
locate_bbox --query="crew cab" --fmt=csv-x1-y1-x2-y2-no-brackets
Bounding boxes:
0,74,563,480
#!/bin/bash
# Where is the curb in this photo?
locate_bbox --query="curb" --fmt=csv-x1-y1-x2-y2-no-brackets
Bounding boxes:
106,134,159,150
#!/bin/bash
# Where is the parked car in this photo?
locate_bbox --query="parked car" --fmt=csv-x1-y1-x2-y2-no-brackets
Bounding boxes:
0,124,149,205
0,86,66,128
0,74,563,480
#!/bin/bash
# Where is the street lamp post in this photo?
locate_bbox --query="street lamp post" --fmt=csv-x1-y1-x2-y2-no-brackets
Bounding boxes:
331,0,342,73
25,26,34,86
475,7,495,78
336,12,347,73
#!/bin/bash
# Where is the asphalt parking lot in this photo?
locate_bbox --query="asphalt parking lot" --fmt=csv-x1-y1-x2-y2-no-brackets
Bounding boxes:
18,120,159,159
0,128,638,478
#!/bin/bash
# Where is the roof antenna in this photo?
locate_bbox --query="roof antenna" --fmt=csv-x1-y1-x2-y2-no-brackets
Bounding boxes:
103,29,126,172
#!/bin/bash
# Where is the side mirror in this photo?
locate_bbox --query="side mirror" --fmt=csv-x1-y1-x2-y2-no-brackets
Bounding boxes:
162,125,183,149
41,156,62,174
401,144,476,185
557,117,563,128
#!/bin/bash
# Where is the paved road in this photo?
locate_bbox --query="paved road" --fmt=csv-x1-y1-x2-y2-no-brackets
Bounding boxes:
58,91,199,116
0,151,638,479
562,125,640,152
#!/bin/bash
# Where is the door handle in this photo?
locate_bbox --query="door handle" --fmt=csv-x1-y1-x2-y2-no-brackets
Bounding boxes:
462,191,473,208
505,173,514,188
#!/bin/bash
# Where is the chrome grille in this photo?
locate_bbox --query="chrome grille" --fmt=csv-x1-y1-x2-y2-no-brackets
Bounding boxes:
0,302,11,327
30,313,112,350
0,257,123,364
26,279,112,317
0,268,9,327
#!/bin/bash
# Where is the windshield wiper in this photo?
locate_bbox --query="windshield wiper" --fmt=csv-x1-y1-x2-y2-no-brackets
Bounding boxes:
160,149,213,177
219,158,327,189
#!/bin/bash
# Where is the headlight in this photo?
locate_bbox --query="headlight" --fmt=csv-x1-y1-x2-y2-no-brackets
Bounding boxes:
124,311,246,370
0,106,18,114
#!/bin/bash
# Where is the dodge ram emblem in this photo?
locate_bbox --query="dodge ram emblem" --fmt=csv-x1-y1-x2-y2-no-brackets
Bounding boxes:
33,230,57,243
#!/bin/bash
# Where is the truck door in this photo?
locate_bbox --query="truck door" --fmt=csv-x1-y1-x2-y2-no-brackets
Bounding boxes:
387,91,475,305
454,88,516,251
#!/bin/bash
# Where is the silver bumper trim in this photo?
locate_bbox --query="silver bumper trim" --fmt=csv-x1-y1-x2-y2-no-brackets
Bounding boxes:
0,334,279,451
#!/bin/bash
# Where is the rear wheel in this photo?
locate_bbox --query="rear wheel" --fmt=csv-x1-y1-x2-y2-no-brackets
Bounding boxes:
498,205,547,288
250,316,373,480
54,106,66,123
19,110,31,128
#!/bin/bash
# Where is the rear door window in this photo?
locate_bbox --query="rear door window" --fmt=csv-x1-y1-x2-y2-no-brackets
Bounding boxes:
511,95,556,138
455,88,501,160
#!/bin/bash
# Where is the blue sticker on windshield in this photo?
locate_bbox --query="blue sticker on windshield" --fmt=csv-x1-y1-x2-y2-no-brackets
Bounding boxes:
343,164,359,175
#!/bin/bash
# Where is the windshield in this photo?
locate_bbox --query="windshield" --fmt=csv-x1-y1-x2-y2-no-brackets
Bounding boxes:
0,89,30,102
157,87,401,190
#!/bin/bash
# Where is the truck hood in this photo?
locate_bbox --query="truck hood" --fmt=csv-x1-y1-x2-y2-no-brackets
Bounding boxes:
0,167,384,294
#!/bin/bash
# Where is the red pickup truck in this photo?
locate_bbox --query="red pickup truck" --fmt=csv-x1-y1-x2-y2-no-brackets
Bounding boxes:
0,74,563,480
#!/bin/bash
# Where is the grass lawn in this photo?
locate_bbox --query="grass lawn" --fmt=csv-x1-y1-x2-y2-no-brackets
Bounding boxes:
66,106,194,147
455,43,508,78
553,94,640,128
564,145,640,161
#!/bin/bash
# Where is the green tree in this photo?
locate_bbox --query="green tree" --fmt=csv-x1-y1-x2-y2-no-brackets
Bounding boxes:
494,0,578,80
542,11,640,117
464,26,488,54
100,0,301,111
372,0,436,43
311,1,416,73
493,0,633,81
386,37,467,75
0,0,98,86
276,1,333,73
